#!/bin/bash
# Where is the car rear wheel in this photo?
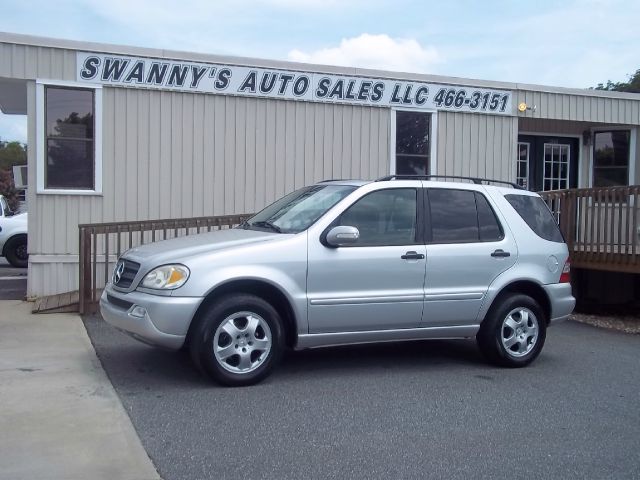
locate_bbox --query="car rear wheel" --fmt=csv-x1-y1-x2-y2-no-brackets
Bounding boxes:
4,235,28,268
477,294,546,367
190,294,284,386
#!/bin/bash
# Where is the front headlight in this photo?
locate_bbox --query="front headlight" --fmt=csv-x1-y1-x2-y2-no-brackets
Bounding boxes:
141,265,190,290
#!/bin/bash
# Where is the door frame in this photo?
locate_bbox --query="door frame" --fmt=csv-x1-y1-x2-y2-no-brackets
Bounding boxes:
517,131,583,190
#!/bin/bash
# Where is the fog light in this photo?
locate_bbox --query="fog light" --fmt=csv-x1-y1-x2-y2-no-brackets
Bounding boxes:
129,305,147,318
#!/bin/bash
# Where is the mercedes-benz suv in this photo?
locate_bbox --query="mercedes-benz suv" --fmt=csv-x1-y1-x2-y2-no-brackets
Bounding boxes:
100,176,575,386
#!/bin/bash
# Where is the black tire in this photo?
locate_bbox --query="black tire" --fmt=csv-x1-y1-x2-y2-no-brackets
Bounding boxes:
189,294,284,386
4,235,28,268
476,293,547,368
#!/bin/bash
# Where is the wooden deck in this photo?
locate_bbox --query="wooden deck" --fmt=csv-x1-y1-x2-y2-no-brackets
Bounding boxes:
540,186,640,274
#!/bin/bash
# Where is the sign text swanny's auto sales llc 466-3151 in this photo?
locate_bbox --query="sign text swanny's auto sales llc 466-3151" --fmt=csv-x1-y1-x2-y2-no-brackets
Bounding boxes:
76,52,513,115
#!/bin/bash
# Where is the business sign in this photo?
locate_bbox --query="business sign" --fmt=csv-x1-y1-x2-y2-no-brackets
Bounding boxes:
76,52,513,115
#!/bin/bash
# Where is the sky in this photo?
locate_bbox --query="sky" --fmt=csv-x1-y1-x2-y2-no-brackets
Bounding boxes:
1,0,639,143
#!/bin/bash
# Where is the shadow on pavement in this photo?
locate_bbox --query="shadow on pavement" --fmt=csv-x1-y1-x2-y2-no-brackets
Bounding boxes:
83,313,487,389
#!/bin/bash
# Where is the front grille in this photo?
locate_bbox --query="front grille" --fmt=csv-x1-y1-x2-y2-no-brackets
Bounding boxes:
107,294,133,311
113,259,140,288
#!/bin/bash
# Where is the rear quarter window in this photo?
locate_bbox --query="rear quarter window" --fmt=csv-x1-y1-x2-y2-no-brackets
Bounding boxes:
504,194,564,243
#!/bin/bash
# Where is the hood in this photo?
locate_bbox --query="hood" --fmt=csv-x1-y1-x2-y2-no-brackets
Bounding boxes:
122,227,286,266
0,212,27,225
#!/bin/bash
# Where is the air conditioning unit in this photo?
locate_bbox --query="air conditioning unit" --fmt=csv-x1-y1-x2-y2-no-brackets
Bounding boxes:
12,165,27,189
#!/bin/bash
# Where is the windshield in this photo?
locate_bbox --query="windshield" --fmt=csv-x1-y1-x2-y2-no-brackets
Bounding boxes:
0,196,10,217
241,184,357,234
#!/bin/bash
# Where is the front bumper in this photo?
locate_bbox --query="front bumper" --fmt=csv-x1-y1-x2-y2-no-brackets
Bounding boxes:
543,282,576,324
99,284,202,350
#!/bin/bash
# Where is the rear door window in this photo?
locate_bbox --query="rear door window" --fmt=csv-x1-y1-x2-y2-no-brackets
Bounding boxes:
427,189,503,243
504,194,564,243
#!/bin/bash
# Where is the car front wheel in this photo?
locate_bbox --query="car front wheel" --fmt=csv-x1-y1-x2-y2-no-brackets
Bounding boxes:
190,294,284,386
477,294,547,367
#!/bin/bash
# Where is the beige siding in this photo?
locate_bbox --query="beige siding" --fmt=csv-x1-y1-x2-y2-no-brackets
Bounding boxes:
4,39,639,297
436,111,518,182
516,90,640,126
0,42,76,80
27,87,390,295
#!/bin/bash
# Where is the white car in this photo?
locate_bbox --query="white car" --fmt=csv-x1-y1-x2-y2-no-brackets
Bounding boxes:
0,195,28,268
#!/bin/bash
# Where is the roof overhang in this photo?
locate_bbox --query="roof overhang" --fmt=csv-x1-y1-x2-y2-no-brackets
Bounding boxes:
0,77,27,115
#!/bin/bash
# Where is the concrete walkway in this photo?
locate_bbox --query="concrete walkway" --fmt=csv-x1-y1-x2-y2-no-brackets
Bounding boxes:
0,300,160,480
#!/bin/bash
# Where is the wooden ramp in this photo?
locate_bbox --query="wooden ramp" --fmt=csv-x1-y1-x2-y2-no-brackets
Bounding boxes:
32,290,81,314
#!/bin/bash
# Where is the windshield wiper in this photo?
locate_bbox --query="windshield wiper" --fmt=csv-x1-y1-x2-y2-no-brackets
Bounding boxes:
248,220,282,233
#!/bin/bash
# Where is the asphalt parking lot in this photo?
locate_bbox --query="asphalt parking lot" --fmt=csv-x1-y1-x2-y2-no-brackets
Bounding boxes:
84,315,640,480
0,258,27,300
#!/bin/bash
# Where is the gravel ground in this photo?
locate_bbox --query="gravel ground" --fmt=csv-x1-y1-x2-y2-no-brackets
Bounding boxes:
570,312,640,334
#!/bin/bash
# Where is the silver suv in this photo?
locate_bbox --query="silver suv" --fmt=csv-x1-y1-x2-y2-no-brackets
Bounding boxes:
100,176,575,386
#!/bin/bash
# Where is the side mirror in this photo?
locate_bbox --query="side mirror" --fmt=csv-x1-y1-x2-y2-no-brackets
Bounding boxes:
325,225,359,247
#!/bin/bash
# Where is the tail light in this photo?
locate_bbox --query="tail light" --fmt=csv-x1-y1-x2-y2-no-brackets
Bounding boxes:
559,259,571,283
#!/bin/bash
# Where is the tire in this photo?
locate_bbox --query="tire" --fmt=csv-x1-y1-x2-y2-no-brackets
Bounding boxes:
4,235,28,268
189,294,284,386
476,294,547,368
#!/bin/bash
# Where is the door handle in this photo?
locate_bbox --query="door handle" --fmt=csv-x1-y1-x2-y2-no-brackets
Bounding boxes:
401,251,425,260
491,249,511,258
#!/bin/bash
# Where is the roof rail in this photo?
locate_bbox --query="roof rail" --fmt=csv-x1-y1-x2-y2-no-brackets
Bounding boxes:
375,174,524,190
317,178,362,183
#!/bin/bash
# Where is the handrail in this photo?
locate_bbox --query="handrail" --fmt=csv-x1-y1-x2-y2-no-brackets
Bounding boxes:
78,213,251,313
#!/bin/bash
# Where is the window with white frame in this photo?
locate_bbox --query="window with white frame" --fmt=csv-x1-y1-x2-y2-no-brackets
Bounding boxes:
593,130,630,187
37,82,102,194
543,143,570,191
395,111,431,175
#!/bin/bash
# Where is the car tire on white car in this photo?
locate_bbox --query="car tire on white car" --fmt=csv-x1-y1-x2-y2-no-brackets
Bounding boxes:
4,234,28,268
476,293,547,367
190,293,284,386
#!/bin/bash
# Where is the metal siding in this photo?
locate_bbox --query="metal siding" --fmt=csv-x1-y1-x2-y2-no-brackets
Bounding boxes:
0,44,76,80
436,112,516,182
516,89,640,126
26,86,389,295
12,42,638,297
636,127,640,185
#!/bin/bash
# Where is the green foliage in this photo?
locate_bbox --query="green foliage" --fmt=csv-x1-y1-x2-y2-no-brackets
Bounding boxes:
0,141,27,170
0,168,19,212
594,69,640,93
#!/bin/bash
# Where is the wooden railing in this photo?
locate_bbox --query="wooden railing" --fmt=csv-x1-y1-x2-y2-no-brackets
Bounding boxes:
539,186,640,274
78,214,250,314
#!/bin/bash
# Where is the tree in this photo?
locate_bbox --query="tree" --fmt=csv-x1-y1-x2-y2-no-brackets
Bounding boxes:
0,169,19,211
594,69,640,93
0,142,26,211
0,141,27,170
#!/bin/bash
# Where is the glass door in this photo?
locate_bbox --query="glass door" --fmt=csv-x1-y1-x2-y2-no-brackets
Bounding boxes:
516,142,530,189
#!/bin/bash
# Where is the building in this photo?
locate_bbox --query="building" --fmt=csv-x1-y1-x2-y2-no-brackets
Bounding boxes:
0,32,638,302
